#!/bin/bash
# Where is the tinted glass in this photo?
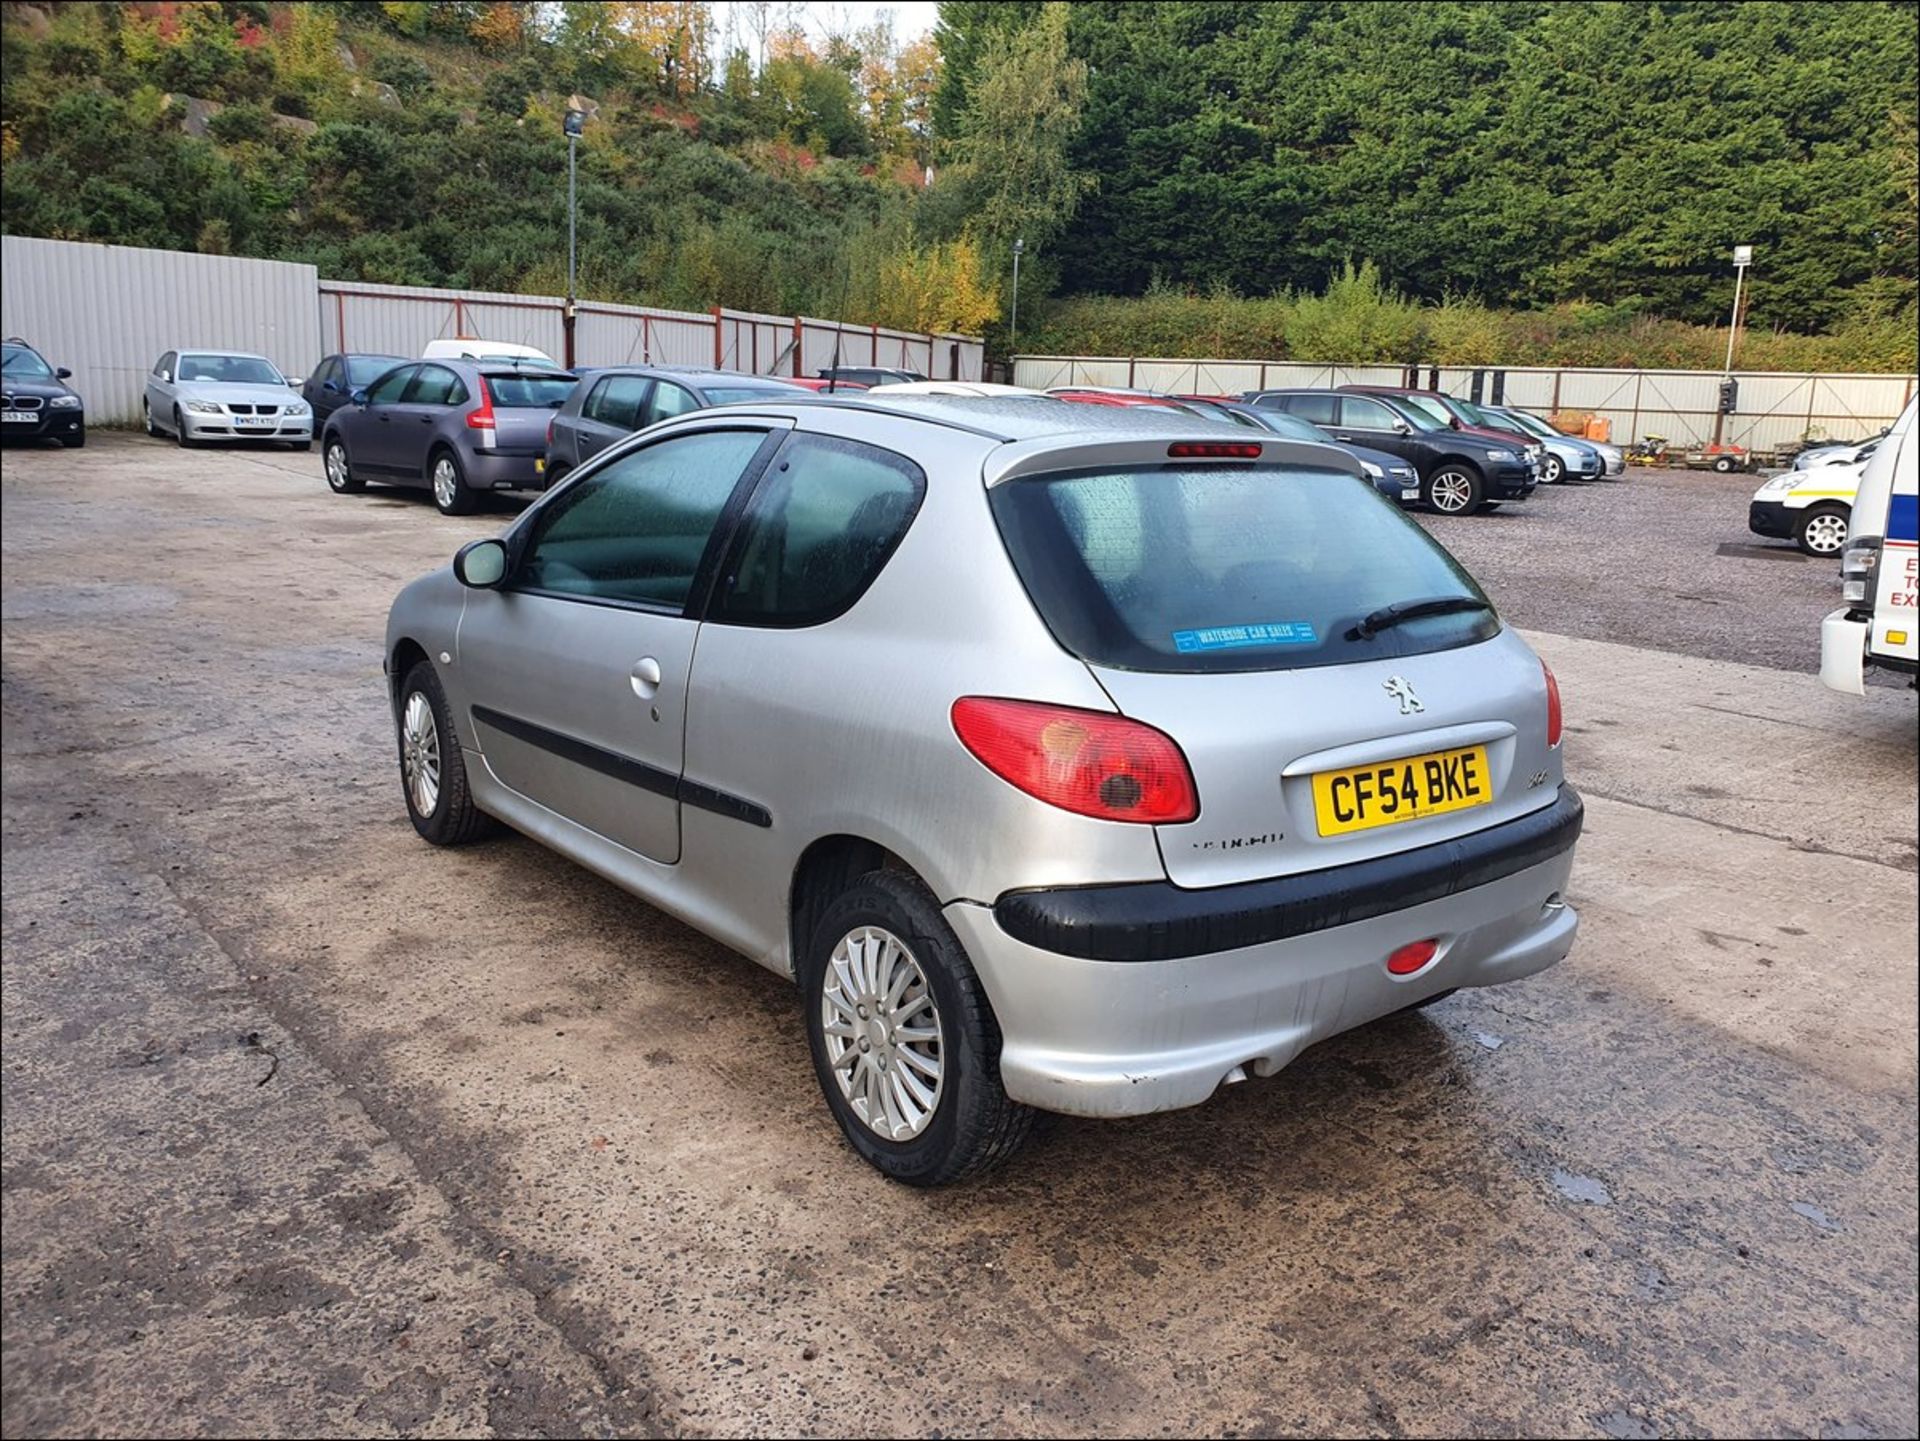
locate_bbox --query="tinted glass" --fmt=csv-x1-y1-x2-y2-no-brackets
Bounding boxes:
586,374,650,429
484,374,577,408
155,352,176,377
991,465,1496,674
1279,393,1337,425
1246,409,1329,443
346,355,404,385
713,434,925,627
366,366,416,404
517,429,766,609
1400,394,1454,426
179,354,285,384
701,385,797,407
404,366,462,405
1340,395,1401,430
2,345,53,377
648,382,700,423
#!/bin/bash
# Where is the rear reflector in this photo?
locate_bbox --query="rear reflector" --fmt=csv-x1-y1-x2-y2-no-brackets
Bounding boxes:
1168,441,1262,459
1386,939,1438,975
1543,661,1563,748
951,697,1199,824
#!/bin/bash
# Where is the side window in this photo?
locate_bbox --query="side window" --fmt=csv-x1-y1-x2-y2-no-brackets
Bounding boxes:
403,365,461,406
155,351,177,378
316,358,339,388
586,374,650,429
713,434,926,627
1282,393,1338,425
516,429,769,610
366,365,416,405
646,382,700,424
1339,395,1400,431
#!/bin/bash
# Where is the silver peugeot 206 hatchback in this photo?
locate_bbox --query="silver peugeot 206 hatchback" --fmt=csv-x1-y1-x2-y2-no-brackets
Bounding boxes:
385,396,1582,1185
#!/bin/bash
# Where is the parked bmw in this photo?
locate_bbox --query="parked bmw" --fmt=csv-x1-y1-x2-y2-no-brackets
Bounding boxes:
1,337,85,448
303,352,407,426
543,367,805,484
1479,405,1608,484
1244,388,1537,514
384,395,1582,1183
143,349,312,449
322,359,577,514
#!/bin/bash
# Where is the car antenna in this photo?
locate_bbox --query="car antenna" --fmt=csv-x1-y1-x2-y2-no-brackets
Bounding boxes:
826,255,853,395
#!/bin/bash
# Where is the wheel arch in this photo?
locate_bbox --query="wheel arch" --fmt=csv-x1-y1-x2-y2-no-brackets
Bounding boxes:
388,637,431,713
788,833,918,978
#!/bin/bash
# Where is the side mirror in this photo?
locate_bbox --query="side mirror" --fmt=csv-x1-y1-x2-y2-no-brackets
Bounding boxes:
1449,416,1463,430
1393,420,1411,435
350,387,369,406
453,538,509,589
322,379,340,393
55,367,72,379
286,377,304,388
159,370,172,383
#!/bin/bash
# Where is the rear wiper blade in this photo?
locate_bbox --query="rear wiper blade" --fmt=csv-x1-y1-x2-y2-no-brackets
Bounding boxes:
1349,595,1492,639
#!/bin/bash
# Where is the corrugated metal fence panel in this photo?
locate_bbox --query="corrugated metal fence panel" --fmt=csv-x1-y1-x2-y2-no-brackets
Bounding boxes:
1014,353,1916,450
3,235,320,424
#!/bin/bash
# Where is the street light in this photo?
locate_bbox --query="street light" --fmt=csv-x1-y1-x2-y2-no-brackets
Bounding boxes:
1010,237,1025,359
1714,243,1753,445
563,107,586,369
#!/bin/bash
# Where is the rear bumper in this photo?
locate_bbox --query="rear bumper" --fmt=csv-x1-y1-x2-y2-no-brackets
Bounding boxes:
1819,609,1869,695
466,449,546,490
950,788,1583,1118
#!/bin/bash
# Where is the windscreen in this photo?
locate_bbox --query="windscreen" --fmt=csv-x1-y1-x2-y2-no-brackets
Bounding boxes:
346,356,404,385
1248,409,1333,443
483,374,578,408
991,464,1498,674
702,385,798,406
1400,394,1454,427
180,354,285,384
2,345,52,377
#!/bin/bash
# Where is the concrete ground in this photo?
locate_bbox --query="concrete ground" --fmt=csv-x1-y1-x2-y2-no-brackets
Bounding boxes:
3,435,1915,1440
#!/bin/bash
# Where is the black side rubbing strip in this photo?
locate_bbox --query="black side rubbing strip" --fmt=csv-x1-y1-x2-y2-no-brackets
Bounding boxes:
995,786,1583,962
470,705,771,828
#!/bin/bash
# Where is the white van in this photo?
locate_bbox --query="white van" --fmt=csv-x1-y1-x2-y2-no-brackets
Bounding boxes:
1820,397,1917,694
420,339,559,367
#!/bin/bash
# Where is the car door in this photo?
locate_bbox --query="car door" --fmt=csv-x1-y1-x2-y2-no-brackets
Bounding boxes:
390,364,466,480
350,364,419,474
147,351,178,428
454,423,786,863
302,358,334,420
1332,394,1422,469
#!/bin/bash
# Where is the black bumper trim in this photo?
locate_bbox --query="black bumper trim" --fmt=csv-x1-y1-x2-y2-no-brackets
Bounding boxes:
994,786,1584,962
1748,499,1793,539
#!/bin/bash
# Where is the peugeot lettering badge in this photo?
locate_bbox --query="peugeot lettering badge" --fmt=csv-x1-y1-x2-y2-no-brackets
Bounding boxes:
1383,676,1423,715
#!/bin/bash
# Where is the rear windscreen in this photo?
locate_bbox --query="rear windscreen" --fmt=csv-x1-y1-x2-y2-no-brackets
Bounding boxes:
990,465,1499,673
484,374,578,408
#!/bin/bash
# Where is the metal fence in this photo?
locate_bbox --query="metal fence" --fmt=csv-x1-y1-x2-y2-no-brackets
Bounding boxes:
1013,355,1918,454
1,237,983,425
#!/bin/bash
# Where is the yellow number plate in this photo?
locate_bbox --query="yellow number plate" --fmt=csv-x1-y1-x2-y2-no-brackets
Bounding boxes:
1312,744,1493,836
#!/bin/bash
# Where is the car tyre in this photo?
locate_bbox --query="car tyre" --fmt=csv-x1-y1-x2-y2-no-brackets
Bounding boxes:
430,447,476,516
543,463,569,490
143,401,160,439
288,439,312,453
396,660,496,845
802,870,1032,1186
60,432,86,449
1713,454,1738,473
323,435,363,493
1541,454,1564,485
173,406,197,449
1794,503,1850,557
1424,463,1484,515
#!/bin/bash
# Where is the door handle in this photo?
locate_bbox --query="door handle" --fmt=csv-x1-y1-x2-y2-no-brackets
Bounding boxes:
378,414,391,423
417,415,432,425
629,656,663,700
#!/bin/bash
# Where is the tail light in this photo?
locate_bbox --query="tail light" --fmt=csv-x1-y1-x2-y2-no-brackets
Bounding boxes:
1543,661,1563,748
951,697,1198,823
545,415,555,445
465,381,496,439
1168,441,1262,459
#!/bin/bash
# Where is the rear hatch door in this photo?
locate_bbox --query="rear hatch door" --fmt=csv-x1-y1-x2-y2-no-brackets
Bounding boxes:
482,371,578,456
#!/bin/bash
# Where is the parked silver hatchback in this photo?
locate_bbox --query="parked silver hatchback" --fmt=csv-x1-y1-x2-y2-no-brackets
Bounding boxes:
385,397,1582,1184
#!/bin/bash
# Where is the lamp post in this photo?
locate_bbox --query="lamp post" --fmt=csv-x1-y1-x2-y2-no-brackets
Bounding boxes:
1010,237,1025,359
563,107,586,369
1713,243,1752,446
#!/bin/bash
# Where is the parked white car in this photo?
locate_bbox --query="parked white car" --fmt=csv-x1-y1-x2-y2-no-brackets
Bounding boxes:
1793,432,1885,471
1749,457,1865,555
421,339,560,368
141,349,311,449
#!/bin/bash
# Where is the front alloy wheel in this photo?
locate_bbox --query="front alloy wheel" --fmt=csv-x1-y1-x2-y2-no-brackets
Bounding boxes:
1541,454,1565,485
1795,505,1850,557
396,660,495,845
324,437,363,493
821,926,945,1141
1426,465,1482,514
401,691,441,820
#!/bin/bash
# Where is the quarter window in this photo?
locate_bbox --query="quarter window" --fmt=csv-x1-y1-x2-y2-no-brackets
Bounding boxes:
712,434,925,627
647,382,700,424
366,365,416,405
515,429,768,610
403,365,465,406
1339,396,1400,431
586,374,651,430
1280,393,1338,425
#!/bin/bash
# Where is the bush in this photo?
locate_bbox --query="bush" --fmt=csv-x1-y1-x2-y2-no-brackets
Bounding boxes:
370,52,433,103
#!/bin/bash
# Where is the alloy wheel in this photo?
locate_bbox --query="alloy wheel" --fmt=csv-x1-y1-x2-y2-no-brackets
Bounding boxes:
401,691,441,818
1543,455,1564,484
820,926,945,1141
1430,469,1474,513
432,457,459,510
325,442,350,491
1802,513,1848,555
